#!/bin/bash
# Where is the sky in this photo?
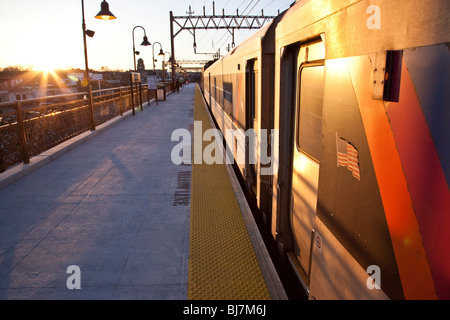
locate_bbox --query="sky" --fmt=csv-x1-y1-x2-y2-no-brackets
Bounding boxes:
0,0,296,71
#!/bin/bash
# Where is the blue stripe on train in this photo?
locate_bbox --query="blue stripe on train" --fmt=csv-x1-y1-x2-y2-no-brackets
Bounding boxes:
403,44,450,185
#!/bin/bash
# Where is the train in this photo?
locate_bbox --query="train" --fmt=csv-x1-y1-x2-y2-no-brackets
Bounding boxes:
199,0,450,300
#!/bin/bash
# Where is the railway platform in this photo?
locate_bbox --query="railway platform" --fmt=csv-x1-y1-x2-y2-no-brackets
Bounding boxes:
0,83,286,300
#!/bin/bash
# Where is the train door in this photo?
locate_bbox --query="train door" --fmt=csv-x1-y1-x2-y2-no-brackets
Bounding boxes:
246,59,258,194
290,40,325,283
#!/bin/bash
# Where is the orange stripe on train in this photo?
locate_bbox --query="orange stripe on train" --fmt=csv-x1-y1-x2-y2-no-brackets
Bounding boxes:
346,56,437,300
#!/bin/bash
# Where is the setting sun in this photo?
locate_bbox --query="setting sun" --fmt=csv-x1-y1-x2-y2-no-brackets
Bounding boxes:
33,58,57,73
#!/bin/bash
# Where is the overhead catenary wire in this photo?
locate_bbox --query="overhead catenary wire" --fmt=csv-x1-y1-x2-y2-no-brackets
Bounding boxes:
176,0,286,60
216,0,264,52
198,0,253,55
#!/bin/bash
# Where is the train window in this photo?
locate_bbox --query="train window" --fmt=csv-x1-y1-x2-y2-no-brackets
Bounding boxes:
297,64,324,161
223,82,233,114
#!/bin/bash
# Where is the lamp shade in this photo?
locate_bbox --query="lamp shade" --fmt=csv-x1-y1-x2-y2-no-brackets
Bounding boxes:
158,49,164,56
141,36,151,46
95,1,116,20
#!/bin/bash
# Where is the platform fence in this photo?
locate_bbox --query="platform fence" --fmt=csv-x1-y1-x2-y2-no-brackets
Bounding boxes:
0,82,173,172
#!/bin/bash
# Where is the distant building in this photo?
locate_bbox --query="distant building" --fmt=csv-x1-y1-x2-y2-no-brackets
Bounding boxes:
137,58,145,71
66,72,103,85
137,58,148,83
0,75,33,103
0,69,137,103
0,71,71,102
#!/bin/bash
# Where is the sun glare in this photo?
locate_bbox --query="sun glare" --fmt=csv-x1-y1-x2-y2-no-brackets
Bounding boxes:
32,54,60,73
35,63,55,73
33,62,67,95
43,67,56,74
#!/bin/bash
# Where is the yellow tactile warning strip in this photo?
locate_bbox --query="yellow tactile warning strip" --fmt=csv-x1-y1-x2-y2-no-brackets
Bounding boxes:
188,85,271,300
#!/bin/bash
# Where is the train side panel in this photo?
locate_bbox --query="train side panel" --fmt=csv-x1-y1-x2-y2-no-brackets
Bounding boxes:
203,22,278,216
272,0,450,300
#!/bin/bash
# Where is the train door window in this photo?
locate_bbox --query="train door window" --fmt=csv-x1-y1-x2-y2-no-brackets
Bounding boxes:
223,81,233,114
214,77,217,100
289,40,325,282
208,73,212,108
246,59,256,130
207,73,210,93
297,63,324,161
245,59,258,193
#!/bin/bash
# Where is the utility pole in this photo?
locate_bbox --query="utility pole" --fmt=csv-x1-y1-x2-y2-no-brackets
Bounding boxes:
170,10,176,92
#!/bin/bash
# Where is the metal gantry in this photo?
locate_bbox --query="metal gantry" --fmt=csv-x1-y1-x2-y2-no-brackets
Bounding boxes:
169,1,277,88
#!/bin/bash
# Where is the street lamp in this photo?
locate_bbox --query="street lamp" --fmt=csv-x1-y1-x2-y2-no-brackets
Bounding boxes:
157,48,164,80
132,26,151,72
81,0,116,130
161,51,172,100
152,42,163,72
162,51,171,85
95,0,116,20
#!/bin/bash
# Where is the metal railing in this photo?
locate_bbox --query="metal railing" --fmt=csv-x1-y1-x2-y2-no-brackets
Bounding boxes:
0,82,173,172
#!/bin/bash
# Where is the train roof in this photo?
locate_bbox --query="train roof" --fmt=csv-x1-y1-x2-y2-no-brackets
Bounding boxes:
204,13,282,71
275,0,450,59
227,22,273,56
204,0,450,71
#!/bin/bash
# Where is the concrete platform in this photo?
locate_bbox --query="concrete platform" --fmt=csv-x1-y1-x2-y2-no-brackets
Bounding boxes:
0,87,191,299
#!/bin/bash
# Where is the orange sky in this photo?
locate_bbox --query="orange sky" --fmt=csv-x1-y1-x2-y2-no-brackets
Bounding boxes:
0,0,292,71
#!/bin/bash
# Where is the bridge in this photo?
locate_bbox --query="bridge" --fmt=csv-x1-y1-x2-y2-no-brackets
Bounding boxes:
172,60,211,72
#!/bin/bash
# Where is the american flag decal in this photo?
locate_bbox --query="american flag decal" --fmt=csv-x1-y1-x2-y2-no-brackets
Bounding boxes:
336,133,360,180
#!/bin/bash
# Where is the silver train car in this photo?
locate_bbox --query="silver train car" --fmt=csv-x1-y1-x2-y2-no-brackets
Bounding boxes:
201,0,450,300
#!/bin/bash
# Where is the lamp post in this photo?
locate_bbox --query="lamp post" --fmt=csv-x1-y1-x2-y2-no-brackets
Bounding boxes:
159,50,169,100
132,26,151,72
162,51,170,85
148,42,162,102
81,0,115,130
157,48,164,77
152,42,163,73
